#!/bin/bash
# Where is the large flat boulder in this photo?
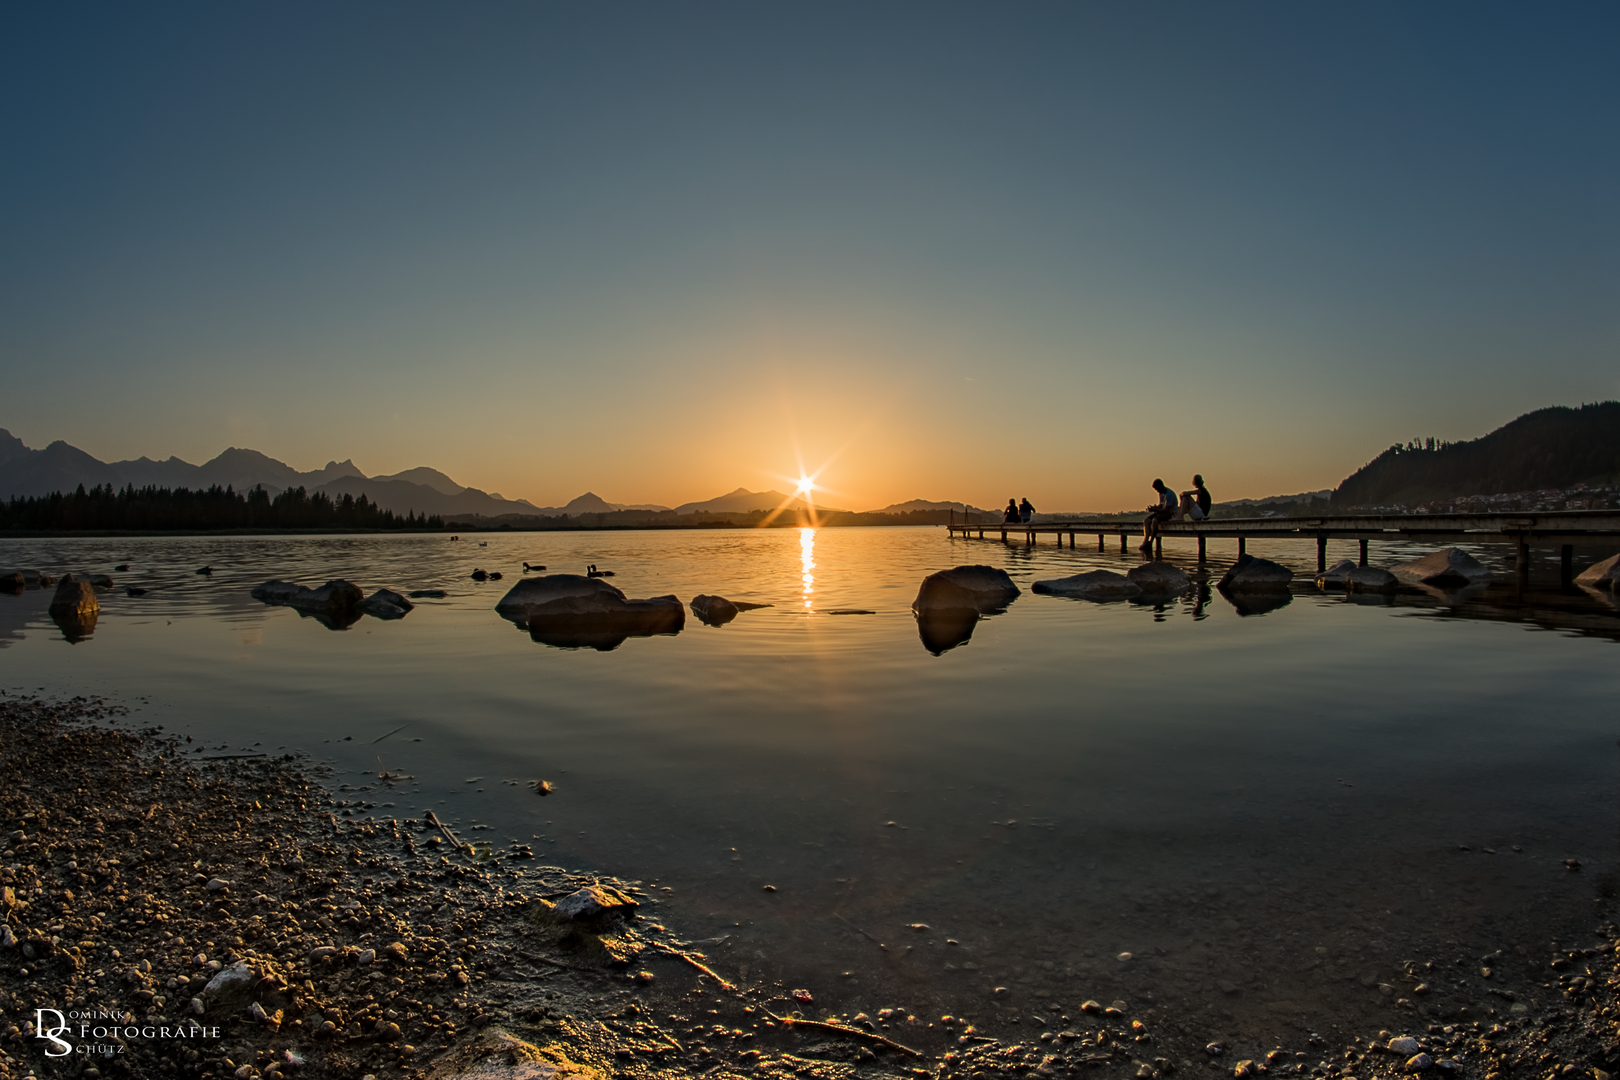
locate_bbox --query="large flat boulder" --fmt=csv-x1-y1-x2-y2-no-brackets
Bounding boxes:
250,578,365,613
1217,554,1293,591
912,565,1020,614
1346,566,1399,592
1316,559,1357,587
1390,547,1491,586
494,574,629,617
1032,570,1140,599
48,574,100,618
498,574,685,645
1127,561,1190,592
1575,553,1620,592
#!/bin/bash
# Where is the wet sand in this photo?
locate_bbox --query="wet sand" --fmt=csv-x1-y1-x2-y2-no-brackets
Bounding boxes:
3,695,1620,1080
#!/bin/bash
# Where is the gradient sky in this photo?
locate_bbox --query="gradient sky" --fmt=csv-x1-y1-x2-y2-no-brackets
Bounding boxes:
3,4,1616,511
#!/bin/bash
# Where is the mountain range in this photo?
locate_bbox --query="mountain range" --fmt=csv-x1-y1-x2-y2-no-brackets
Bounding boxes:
0,430,858,519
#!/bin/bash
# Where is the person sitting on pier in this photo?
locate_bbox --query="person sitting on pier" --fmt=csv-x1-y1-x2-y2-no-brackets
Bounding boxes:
1004,499,1020,523
1018,497,1035,523
1178,474,1211,521
1141,478,1177,550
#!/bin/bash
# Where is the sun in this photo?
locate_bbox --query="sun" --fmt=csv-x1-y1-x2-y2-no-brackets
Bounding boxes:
794,475,817,496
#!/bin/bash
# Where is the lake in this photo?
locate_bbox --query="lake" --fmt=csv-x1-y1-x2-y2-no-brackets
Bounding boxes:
4,526,1620,1051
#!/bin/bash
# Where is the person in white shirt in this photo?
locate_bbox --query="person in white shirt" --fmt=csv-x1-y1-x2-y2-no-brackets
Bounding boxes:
1179,474,1212,520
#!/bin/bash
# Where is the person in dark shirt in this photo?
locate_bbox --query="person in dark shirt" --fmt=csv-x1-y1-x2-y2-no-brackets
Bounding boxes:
1018,498,1035,523
1004,499,1020,523
1179,474,1212,520
1141,479,1177,550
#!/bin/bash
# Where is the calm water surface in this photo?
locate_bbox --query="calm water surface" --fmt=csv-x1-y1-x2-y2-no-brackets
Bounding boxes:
4,527,1620,1048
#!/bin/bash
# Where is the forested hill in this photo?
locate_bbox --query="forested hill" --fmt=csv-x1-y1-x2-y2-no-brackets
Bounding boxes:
1332,402,1620,508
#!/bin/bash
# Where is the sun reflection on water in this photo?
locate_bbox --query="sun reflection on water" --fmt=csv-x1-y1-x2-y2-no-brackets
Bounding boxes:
799,527,815,608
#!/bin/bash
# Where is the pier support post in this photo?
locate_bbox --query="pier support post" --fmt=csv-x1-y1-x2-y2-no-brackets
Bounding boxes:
1359,539,1368,567
1119,533,1128,553
1238,536,1246,557
1316,536,1327,573
1561,544,1574,586
1000,529,1007,544
1098,533,1105,551
1198,535,1206,562
1516,535,1530,584
1154,536,1163,559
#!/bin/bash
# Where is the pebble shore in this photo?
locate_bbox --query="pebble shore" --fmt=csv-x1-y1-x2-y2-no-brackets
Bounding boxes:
4,695,1620,1080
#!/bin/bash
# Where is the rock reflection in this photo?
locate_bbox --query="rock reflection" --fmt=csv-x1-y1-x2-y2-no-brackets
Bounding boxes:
50,609,97,643
915,607,981,655
1217,585,1293,617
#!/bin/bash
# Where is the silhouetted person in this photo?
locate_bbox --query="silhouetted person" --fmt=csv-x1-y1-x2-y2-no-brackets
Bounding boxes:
1141,479,1176,550
1004,499,1019,523
1179,474,1212,520
1018,498,1035,523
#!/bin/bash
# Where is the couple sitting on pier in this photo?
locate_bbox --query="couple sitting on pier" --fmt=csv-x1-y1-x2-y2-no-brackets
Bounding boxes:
1141,475,1210,550
1003,497,1035,524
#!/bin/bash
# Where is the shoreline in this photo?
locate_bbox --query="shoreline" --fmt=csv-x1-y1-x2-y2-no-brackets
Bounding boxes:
3,699,1620,1080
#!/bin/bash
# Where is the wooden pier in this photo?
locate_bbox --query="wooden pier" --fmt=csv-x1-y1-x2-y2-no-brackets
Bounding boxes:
945,510,1620,584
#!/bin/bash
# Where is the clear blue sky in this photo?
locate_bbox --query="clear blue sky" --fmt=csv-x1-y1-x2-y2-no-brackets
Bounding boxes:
3,3,1615,510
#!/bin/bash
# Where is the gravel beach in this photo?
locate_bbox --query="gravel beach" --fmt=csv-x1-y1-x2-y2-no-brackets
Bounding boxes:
5,695,1620,1080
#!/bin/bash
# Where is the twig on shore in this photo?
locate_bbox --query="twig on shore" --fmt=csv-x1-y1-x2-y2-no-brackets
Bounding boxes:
424,809,478,862
200,752,268,760
518,950,607,976
373,723,410,743
759,1006,922,1057
835,912,888,950
653,944,736,990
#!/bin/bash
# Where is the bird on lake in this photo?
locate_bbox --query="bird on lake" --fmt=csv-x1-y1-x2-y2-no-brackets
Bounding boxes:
114,563,130,572
126,587,147,597
195,566,212,575
522,562,546,572
488,571,503,580
470,569,488,581
586,565,614,578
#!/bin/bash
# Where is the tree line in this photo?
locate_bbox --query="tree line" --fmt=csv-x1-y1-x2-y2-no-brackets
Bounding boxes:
0,484,444,531
1333,402,1620,508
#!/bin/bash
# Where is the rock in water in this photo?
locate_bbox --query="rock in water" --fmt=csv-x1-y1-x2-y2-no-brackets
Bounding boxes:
48,574,100,618
1032,570,1141,599
1128,561,1190,592
495,574,685,647
358,588,414,619
690,594,741,626
1218,554,1293,590
1346,566,1399,591
0,571,23,592
1575,553,1620,591
250,580,306,603
551,885,640,920
1316,559,1357,587
495,574,632,616
912,565,1020,614
1390,547,1491,586
250,578,364,613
